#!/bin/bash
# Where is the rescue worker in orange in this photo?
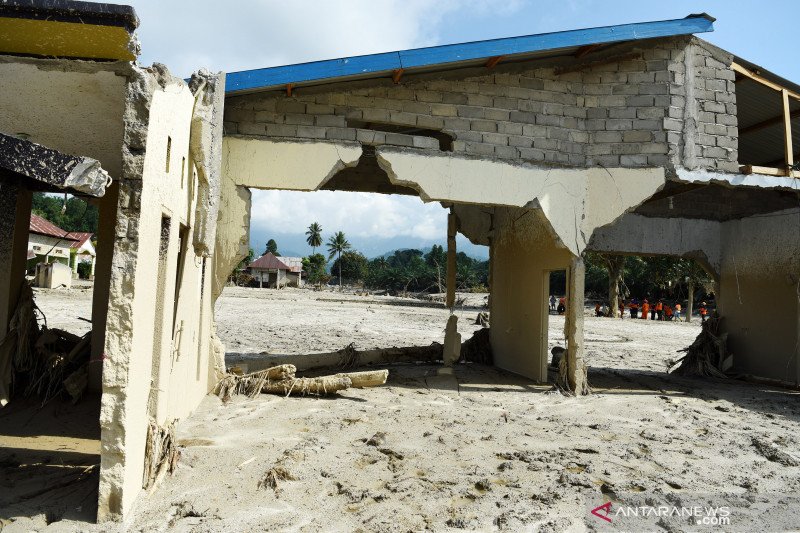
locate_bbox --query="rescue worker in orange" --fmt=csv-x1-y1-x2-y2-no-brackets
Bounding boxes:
655,300,664,321
630,300,639,319
699,302,709,323
641,299,650,320
664,304,673,321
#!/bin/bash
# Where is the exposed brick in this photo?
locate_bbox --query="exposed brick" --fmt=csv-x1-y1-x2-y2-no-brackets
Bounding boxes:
431,104,458,117
326,128,356,141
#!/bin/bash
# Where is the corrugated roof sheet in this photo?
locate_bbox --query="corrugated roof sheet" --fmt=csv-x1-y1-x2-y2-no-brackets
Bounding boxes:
66,232,93,250
29,214,77,242
248,252,293,271
226,14,715,95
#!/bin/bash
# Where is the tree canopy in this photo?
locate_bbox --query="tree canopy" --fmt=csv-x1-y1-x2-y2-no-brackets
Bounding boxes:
31,193,98,233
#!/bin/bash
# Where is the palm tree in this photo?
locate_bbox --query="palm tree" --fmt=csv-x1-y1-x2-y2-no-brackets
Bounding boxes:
306,222,322,254
327,231,351,291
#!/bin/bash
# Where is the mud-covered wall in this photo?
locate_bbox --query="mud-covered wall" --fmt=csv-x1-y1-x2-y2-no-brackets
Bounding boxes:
718,208,800,383
98,66,223,521
490,207,572,381
0,56,129,179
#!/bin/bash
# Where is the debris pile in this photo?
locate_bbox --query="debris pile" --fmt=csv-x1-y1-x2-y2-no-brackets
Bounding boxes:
460,327,492,365
668,316,730,378
215,364,388,401
143,418,180,490
0,284,91,407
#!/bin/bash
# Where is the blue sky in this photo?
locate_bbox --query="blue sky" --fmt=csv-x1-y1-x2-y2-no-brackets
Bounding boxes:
128,0,799,258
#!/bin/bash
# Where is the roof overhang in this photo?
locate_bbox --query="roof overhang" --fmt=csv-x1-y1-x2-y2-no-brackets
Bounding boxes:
226,14,715,95
0,0,139,61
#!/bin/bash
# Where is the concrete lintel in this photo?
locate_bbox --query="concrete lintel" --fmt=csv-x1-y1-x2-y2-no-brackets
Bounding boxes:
0,132,111,197
587,213,722,277
223,136,362,191
376,147,666,256
674,166,800,191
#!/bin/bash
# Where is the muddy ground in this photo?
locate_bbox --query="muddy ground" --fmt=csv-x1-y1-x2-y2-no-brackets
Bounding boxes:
3,286,799,532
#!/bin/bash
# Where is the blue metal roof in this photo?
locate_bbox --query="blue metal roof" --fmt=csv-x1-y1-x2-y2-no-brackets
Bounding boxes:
226,14,714,95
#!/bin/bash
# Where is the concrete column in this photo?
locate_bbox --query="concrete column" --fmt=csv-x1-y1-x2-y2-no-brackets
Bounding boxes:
564,256,588,394
0,180,32,339
443,210,460,366
90,254,96,279
89,183,119,392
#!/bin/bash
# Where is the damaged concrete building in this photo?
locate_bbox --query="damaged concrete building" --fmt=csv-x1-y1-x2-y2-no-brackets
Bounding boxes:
0,1,798,522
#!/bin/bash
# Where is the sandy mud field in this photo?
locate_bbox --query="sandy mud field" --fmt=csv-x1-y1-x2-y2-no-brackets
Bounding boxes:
2,286,799,532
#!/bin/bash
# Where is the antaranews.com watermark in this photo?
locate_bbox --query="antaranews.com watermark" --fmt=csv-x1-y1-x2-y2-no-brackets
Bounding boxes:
583,492,800,532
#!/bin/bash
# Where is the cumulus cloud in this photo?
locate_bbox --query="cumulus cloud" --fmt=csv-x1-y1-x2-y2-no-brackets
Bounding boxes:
127,0,516,77
125,0,522,246
250,190,446,240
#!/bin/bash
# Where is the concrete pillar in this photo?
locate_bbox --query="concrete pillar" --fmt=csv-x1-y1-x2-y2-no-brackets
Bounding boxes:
443,210,460,366
0,180,32,339
89,183,119,392
564,256,588,394
90,254,96,279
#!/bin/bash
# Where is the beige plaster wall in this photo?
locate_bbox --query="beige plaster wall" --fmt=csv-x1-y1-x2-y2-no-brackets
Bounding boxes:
0,58,128,179
99,79,217,519
718,208,800,384
490,207,573,381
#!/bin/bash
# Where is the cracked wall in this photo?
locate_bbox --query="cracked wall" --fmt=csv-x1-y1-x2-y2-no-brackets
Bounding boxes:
98,64,224,521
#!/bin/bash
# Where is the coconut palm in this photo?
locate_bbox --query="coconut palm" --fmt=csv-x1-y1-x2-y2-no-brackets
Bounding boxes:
305,222,322,254
327,231,351,291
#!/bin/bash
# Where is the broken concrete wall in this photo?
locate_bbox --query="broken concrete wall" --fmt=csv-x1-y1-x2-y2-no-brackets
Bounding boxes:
224,36,739,174
0,56,130,179
98,64,222,521
718,207,800,384
670,40,738,173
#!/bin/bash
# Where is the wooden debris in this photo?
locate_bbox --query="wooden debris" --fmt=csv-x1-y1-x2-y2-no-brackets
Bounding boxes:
668,316,729,378
461,327,492,365
143,418,180,490
259,466,296,492
214,365,388,401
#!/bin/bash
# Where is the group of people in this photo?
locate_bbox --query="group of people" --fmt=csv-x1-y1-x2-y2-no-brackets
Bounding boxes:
549,294,710,322
594,297,710,322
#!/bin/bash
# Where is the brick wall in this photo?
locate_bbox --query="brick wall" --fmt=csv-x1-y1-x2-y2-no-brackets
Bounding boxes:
224,36,738,172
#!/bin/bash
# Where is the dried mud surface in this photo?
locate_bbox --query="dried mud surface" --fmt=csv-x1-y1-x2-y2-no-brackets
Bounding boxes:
9,286,800,532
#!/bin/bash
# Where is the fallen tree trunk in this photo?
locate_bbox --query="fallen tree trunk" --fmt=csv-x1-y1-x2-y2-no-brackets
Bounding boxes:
229,343,442,374
215,366,388,401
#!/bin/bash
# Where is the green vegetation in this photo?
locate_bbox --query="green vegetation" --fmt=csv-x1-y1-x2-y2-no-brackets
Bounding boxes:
302,253,329,285
326,231,351,290
264,239,279,256
31,193,98,233
305,222,322,254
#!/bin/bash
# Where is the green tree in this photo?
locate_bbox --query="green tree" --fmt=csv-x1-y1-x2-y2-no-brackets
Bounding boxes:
327,231,351,290
264,239,279,256
302,253,329,285
330,250,369,285
31,193,98,233
305,222,322,254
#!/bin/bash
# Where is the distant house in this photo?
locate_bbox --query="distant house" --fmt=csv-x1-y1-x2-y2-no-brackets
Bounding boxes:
248,252,303,288
28,215,96,280
66,231,97,278
28,214,78,270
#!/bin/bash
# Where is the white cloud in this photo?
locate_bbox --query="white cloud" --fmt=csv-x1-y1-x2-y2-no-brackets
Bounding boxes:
126,0,495,77
124,0,523,247
251,190,446,240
